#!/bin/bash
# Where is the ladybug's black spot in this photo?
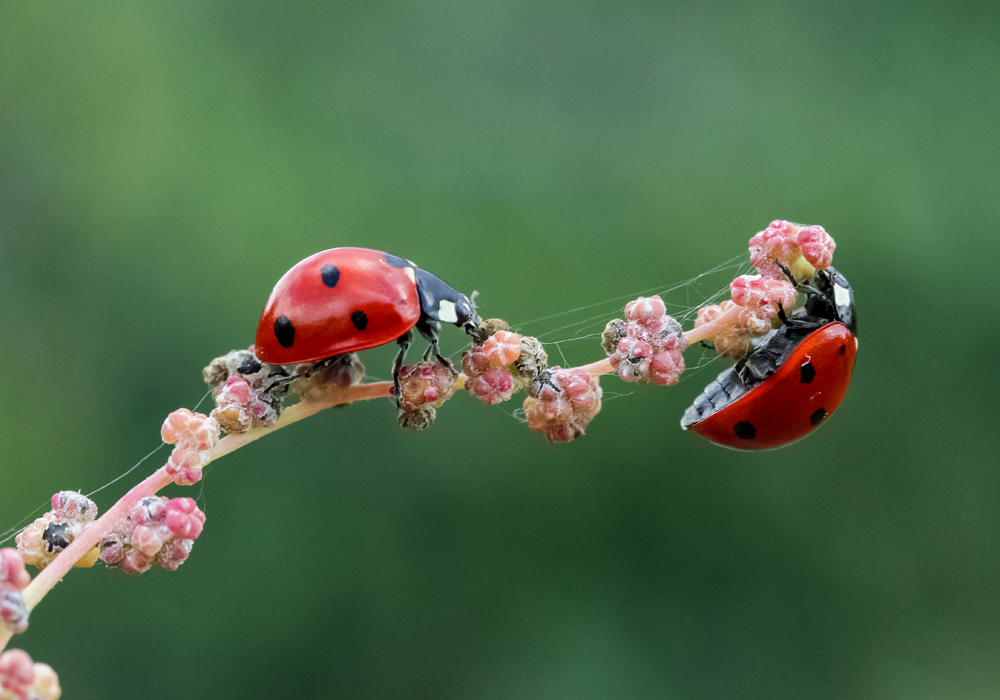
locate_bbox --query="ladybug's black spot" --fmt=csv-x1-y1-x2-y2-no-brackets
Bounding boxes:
384,253,410,269
238,357,262,375
839,343,847,355
43,522,72,552
810,408,827,426
800,361,815,384
351,310,369,331
733,421,756,440
321,264,340,288
274,316,295,348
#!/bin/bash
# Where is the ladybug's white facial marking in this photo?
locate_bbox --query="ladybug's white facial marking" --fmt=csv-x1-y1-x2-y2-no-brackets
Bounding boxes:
437,300,458,324
834,283,851,308
404,267,416,285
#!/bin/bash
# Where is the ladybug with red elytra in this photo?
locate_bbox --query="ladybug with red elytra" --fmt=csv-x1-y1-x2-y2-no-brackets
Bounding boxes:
253,247,482,403
681,264,858,450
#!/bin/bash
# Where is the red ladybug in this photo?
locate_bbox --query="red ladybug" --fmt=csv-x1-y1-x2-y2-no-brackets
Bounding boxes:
255,247,481,398
681,267,858,450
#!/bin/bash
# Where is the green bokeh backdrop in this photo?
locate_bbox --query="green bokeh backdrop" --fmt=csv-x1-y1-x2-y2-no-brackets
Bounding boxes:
2,2,998,698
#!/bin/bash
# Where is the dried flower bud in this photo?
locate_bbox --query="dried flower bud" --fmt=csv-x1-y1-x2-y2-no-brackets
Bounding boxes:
0,591,29,634
398,405,437,431
513,336,548,381
16,493,100,571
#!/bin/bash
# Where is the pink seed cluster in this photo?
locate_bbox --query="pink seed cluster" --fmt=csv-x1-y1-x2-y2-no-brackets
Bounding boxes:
0,650,61,700
523,368,602,443
16,492,98,571
0,549,30,635
100,497,206,574
605,295,689,386
463,330,523,405
749,220,836,280
161,408,220,486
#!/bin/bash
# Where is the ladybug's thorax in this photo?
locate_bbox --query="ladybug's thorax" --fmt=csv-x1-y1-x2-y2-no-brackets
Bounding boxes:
413,267,476,327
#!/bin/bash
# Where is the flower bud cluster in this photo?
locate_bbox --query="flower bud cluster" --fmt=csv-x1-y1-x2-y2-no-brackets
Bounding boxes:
203,349,289,434
0,649,61,700
15,492,99,572
161,409,220,486
396,362,456,431
0,550,30,635
729,275,798,332
463,329,523,405
523,368,602,442
603,295,689,386
100,497,205,574
749,220,836,281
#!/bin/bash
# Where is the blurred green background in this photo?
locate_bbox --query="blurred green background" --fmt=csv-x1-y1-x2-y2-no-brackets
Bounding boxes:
1,1,998,698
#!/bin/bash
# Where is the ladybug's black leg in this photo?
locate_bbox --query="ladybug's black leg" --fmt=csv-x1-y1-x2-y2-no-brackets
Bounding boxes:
775,259,836,314
776,302,791,327
392,330,412,407
415,318,457,375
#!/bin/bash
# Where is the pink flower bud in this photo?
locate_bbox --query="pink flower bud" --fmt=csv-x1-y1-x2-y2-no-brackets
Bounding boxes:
50,491,97,522
467,368,515,405
0,649,35,700
165,499,206,540
461,346,490,376
730,275,797,320
797,225,835,270
0,550,30,591
121,549,153,575
131,497,168,526
482,330,523,367
220,376,251,404
131,526,164,557
624,295,667,323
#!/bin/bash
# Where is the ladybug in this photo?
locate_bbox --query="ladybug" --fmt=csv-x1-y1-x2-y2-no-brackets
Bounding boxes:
680,266,858,450
254,247,481,399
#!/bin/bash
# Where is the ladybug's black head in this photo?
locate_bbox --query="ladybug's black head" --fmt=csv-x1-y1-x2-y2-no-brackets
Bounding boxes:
807,266,858,336
414,267,480,328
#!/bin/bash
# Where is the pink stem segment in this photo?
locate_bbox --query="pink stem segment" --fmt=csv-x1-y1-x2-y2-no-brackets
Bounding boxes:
0,380,395,653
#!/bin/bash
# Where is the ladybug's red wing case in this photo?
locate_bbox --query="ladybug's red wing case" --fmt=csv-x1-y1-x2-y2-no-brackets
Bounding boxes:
687,323,858,450
254,248,421,365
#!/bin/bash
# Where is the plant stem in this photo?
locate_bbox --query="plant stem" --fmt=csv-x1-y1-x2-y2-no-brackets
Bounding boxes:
0,380,395,653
